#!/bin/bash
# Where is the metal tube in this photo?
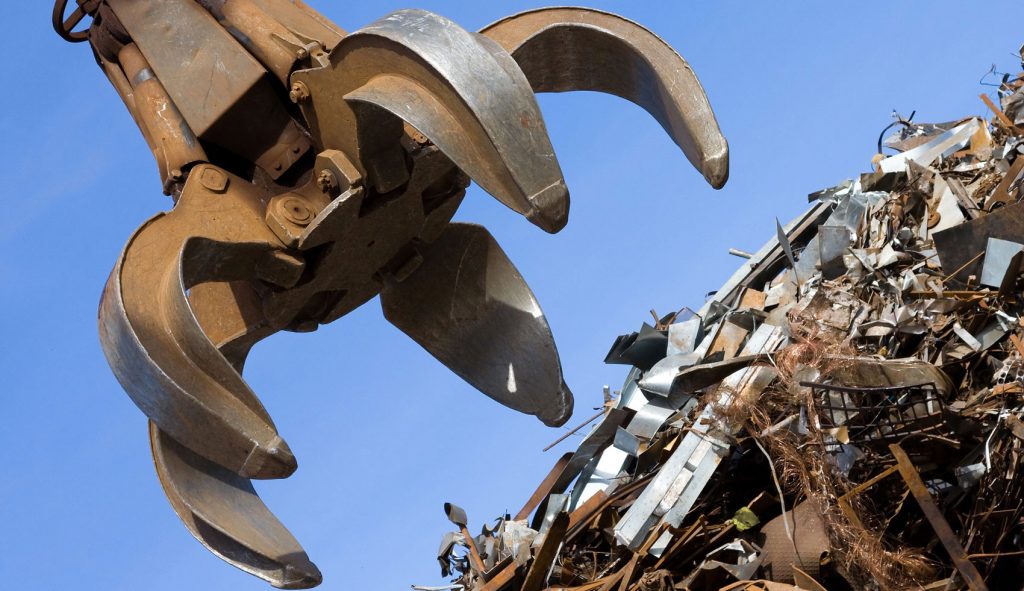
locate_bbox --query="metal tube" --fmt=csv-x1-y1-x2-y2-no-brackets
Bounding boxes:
117,43,206,193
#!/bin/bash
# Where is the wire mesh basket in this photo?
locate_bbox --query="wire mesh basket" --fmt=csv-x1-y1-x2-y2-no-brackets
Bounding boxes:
801,381,946,445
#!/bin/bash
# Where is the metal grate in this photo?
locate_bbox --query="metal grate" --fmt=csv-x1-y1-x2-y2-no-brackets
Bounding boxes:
801,381,946,444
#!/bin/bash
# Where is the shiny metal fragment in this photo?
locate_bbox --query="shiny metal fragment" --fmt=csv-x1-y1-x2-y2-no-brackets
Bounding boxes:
614,325,785,552
637,353,700,396
980,237,1024,287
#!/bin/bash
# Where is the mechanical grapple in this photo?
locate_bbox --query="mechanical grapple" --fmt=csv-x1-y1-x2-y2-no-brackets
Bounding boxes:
53,0,728,587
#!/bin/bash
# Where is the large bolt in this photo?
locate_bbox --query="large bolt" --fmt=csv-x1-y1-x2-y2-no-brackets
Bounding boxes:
289,81,310,104
197,167,228,192
277,196,314,226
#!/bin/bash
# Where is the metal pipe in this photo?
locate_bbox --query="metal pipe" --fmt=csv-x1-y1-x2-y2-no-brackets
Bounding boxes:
117,43,207,194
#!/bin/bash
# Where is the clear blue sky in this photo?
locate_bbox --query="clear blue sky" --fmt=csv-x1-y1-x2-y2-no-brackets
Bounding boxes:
2,2,1021,589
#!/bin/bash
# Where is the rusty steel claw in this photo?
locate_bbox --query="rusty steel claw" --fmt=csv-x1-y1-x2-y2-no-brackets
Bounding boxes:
292,9,570,233
381,223,573,427
100,165,302,480
61,0,730,586
151,423,322,589
481,7,729,189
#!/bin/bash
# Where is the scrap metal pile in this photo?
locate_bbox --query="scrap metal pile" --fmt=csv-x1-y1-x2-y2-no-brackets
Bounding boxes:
428,52,1024,591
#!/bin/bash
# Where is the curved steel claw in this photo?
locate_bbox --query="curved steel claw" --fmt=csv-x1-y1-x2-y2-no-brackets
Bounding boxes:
381,223,573,427
99,165,301,480
293,9,570,233
151,422,322,589
481,7,729,189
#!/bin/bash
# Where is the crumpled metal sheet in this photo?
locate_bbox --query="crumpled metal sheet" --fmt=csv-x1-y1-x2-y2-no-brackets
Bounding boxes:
680,539,764,590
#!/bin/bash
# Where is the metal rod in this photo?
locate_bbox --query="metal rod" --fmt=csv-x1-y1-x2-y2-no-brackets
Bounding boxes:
543,408,606,452
889,443,989,591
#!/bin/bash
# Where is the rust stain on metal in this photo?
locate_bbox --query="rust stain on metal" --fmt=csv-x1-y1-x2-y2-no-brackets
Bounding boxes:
890,444,989,591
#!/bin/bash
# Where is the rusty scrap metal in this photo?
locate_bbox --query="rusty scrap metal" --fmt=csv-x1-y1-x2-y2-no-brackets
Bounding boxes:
426,47,1024,591
53,0,730,587
890,444,988,591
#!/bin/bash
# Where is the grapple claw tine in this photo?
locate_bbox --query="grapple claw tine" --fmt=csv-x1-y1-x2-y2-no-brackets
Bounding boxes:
293,9,570,233
481,7,729,189
99,165,297,479
150,423,322,589
380,222,574,427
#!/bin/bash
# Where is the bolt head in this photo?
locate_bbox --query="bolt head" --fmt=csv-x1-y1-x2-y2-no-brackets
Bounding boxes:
197,167,228,192
278,196,313,226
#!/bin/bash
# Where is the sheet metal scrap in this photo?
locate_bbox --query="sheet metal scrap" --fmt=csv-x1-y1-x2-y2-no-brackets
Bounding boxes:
427,56,1024,591
53,0,729,588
